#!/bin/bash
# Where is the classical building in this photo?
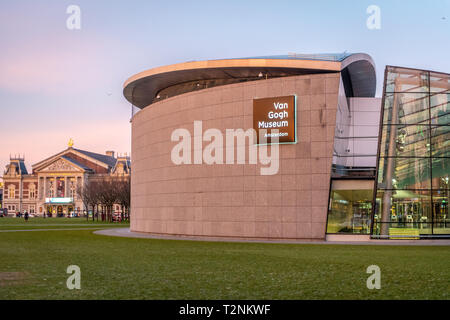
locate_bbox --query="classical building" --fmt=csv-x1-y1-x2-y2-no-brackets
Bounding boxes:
1,143,130,217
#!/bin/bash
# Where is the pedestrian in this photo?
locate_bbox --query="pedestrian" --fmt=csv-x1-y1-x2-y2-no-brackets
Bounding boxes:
24,211,29,222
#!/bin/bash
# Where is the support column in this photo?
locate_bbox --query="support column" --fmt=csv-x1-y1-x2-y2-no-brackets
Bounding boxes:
54,177,57,198
19,177,23,213
381,84,400,236
64,176,68,198
43,177,47,199
42,177,47,218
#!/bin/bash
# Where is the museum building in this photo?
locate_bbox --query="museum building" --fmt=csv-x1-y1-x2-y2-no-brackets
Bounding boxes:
123,53,449,240
1,143,130,217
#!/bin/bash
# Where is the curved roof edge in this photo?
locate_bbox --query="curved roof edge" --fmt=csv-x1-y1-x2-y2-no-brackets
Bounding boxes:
124,53,376,109
341,53,376,98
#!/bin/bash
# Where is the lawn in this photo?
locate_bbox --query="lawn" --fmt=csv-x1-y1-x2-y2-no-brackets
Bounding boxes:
0,217,129,230
0,218,448,300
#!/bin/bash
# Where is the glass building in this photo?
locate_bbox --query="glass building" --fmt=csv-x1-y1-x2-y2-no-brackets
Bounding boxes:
123,52,447,241
373,66,450,238
326,65,449,239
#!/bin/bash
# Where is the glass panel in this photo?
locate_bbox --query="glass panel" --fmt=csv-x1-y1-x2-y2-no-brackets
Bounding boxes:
429,72,450,93
373,190,432,236
379,124,430,158
383,93,429,125
432,190,450,235
430,94,450,125
430,125,450,158
378,157,431,190
432,158,450,189
374,66,450,238
327,187,373,234
56,179,65,197
386,67,429,93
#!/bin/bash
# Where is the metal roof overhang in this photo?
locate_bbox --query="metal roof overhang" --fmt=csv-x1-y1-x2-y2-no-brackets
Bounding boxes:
123,54,376,109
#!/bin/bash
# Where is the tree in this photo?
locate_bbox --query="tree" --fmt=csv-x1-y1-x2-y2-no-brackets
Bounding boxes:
76,183,89,221
76,176,130,223
116,176,130,221
88,181,101,222
97,178,117,222
76,180,101,222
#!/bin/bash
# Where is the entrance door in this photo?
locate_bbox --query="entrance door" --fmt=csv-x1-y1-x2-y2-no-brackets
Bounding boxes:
57,205,63,217
47,206,53,217
326,179,374,234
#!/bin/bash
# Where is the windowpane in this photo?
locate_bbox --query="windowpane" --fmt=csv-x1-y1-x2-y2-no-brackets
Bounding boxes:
432,158,450,189
383,93,429,125
386,67,429,93
430,94,450,125
429,72,450,93
373,190,432,236
327,184,373,234
378,157,431,190
432,190,450,235
8,186,15,199
430,125,450,158
379,124,430,158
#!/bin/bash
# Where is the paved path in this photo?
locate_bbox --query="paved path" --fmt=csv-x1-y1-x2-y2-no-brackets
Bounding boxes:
0,227,110,232
94,228,450,246
0,224,110,227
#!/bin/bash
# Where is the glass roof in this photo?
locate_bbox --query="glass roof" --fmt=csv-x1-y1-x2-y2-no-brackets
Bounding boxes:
232,52,354,62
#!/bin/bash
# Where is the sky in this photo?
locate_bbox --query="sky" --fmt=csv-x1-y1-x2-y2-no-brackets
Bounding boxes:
0,0,449,175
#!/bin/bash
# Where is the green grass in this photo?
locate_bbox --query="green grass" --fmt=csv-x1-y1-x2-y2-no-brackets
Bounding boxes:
0,217,129,230
0,218,448,300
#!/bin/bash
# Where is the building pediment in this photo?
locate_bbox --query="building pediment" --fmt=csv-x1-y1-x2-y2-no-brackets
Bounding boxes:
32,147,114,174
37,158,84,173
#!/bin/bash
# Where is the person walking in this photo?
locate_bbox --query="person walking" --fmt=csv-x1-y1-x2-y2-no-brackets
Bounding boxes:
24,211,29,222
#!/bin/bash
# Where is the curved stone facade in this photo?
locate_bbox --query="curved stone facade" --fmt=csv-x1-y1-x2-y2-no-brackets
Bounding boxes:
131,73,339,239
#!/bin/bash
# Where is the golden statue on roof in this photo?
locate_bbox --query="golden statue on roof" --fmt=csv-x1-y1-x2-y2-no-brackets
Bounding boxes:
68,138,74,148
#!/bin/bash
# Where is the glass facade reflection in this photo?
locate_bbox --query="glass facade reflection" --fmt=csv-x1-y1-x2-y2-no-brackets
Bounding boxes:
373,66,450,238
327,180,374,235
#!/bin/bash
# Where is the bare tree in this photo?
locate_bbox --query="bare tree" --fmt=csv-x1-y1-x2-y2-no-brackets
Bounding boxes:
76,180,98,221
88,181,101,222
76,183,89,221
76,176,130,223
116,176,130,222
97,178,117,222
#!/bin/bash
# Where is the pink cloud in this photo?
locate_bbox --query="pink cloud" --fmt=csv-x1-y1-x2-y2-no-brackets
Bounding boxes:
0,34,115,95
